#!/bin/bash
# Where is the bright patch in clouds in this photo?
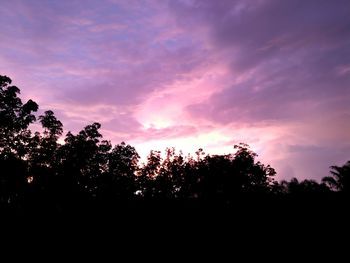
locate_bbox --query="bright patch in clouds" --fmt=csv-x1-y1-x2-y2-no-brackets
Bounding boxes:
136,63,229,129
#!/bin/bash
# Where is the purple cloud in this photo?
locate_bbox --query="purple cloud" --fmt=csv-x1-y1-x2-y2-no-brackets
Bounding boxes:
1,0,349,180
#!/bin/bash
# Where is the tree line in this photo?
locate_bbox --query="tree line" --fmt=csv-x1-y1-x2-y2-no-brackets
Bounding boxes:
1,75,349,214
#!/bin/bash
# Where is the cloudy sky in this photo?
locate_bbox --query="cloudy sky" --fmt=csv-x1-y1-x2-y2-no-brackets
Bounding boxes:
1,0,350,180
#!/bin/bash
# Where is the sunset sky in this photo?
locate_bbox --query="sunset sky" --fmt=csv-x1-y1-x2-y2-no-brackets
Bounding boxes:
1,0,350,180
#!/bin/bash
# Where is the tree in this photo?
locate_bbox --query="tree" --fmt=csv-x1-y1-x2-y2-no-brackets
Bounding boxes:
322,161,350,193
0,75,38,205
3,74,349,215
199,154,233,200
57,123,111,204
29,110,63,166
27,110,63,208
162,148,185,198
154,148,184,199
282,178,329,195
137,150,162,198
0,75,38,158
39,110,63,139
97,142,139,201
232,143,276,194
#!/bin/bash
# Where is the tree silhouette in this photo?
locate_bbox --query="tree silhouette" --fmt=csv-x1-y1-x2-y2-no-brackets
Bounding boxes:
56,122,111,206
0,75,38,206
322,161,350,194
160,148,185,199
137,150,162,199
280,178,330,195
1,74,349,216
97,142,139,201
25,110,63,208
231,143,276,194
0,76,38,156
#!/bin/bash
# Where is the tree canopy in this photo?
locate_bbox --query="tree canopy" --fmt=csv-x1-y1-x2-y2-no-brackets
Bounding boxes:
0,75,348,214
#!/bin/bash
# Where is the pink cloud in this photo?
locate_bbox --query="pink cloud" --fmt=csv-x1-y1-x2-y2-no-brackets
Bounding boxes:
1,0,349,181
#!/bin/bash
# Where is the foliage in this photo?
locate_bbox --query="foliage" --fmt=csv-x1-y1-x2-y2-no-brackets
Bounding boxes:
0,74,348,213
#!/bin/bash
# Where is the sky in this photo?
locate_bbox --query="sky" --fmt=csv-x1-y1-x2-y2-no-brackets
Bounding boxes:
1,0,350,181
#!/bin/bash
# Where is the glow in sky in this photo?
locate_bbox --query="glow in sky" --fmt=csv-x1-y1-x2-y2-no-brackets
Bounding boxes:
1,0,350,180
